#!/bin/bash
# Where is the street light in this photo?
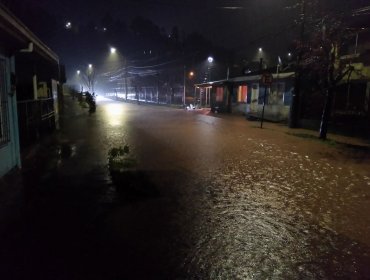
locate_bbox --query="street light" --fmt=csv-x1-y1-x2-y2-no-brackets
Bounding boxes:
207,56,214,81
77,70,80,75
88,64,93,69
184,69,196,106
110,47,116,54
258,48,264,70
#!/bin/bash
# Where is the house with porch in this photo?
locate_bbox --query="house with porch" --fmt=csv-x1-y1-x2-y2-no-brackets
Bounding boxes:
195,71,295,122
0,4,64,177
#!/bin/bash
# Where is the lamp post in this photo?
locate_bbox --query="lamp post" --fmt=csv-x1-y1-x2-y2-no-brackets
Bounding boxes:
183,66,186,106
207,56,214,81
87,64,94,92
258,47,263,70
183,69,195,106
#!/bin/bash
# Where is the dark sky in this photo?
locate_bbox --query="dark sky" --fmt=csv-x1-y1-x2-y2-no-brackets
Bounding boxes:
4,0,369,52
5,0,300,51
3,0,369,79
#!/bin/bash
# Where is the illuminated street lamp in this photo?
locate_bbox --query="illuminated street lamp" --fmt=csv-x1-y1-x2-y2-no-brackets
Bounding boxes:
207,56,214,81
110,47,116,54
258,47,264,70
77,70,80,75
88,64,93,69
184,68,196,106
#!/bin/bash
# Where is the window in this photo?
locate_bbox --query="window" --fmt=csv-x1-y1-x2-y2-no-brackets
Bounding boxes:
237,85,248,103
283,89,293,106
268,82,285,105
258,85,269,105
216,87,223,102
0,59,10,147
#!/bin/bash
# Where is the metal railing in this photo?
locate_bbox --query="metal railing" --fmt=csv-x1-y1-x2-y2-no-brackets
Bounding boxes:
17,98,55,147
0,97,10,147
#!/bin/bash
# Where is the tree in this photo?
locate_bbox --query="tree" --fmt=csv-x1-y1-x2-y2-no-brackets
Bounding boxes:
291,0,362,139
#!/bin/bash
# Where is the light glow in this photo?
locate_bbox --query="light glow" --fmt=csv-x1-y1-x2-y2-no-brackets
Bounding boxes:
104,103,125,127
208,56,214,63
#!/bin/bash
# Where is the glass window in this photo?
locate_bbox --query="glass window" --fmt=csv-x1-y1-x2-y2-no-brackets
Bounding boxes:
216,87,223,102
237,85,248,103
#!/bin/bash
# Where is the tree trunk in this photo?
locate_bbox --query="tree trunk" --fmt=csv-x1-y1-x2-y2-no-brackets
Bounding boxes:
319,87,333,140
289,71,301,128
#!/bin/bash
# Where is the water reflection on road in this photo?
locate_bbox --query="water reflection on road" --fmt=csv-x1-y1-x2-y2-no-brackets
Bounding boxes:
180,147,370,279
66,98,370,278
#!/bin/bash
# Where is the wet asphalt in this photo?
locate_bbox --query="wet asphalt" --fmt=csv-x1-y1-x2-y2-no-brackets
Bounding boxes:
1,95,370,279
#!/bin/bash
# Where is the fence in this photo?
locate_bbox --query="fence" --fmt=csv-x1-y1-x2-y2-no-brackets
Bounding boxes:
17,98,55,147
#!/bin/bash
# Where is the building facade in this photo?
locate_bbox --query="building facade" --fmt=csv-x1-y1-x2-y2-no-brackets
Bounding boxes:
0,4,63,177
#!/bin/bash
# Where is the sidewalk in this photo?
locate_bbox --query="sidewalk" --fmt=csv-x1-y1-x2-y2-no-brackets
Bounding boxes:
0,94,106,279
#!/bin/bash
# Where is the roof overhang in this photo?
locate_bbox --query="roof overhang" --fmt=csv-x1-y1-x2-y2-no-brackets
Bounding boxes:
0,4,59,64
195,72,295,88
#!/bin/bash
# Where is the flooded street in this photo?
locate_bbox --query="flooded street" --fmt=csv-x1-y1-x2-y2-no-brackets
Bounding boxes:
4,96,370,279
95,97,370,279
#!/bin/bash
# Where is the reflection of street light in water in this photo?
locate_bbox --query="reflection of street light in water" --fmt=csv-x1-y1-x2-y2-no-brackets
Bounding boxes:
104,103,125,127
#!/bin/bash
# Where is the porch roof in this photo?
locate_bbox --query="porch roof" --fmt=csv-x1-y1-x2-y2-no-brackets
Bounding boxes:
0,4,59,63
195,72,295,88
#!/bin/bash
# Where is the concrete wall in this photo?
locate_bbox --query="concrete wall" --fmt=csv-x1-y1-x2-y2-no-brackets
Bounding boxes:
249,104,290,122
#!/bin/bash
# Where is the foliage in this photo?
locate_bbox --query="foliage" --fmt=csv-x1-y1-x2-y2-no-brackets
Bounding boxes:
291,1,363,139
108,145,137,172
85,92,96,113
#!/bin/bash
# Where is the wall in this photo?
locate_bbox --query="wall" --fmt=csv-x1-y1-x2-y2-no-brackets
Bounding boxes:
0,55,21,177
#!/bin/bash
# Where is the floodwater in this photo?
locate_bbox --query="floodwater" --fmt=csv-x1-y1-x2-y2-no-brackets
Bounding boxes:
3,96,370,279
97,97,370,279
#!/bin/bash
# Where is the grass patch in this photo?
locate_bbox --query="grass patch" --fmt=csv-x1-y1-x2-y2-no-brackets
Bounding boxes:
286,132,337,146
108,145,137,172
107,145,158,198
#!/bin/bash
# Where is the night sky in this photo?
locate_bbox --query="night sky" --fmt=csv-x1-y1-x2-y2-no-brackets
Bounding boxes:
4,0,300,53
2,0,369,82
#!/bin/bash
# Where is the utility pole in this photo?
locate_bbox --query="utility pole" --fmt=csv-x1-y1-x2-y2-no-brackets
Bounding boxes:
289,0,305,128
125,62,128,100
183,65,186,106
